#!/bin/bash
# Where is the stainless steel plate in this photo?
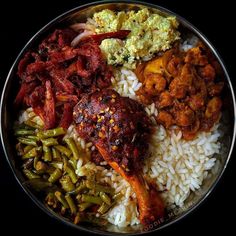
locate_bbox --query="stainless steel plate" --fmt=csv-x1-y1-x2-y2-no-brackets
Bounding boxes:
1,1,235,235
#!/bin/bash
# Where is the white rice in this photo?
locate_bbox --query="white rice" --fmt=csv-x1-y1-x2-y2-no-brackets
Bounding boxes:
180,35,199,52
111,68,142,100
18,108,44,127
18,107,34,124
144,124,221,207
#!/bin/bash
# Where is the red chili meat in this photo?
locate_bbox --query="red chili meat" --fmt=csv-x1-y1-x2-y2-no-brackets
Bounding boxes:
15,28,118,129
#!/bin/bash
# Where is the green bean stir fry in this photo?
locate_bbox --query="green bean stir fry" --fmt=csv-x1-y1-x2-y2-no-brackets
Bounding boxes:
14,120,119,226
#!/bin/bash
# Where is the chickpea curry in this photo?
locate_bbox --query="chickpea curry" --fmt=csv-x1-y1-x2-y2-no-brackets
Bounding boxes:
135,43,224,140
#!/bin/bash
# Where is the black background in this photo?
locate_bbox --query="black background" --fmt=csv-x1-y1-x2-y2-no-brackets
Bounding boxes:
0,0,235,234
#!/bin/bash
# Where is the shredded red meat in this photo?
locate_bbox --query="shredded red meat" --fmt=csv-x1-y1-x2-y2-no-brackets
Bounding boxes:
14,28,129,129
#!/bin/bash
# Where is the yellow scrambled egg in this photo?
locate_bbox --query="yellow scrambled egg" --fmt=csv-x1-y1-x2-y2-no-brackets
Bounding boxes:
93,8,180,68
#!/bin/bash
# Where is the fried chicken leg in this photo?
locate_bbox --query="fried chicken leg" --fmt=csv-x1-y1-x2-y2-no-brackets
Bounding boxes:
73,89,164,226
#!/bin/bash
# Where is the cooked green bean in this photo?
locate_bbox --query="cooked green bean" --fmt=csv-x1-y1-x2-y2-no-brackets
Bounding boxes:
14,123,34,130
65,194,77,215
62,149,77,170
65,138,80,160
52,147,61,160
41,138,58,147
76,194,82,202
46,192,57,208
54,145,72,157
48,168,62,183
65,165,78,184
97,202,111,214
81,194,103,205
113,192,123,201
23,169,40,179
61,206,66,215
85,179,95,189
22,158,34,169
35,161,46,171
69,158,77,170
35,161,49,174
46,166,56,175
60,175,75,192
24,145,34,154
15,117,118,225
50,161,63,170
61,155,68,169
33,156,40,169
17,137,37,146
64,158,78,181
78,202,93,211
43,146,52,162
55,191,69,209
16,143,25,156
31,116,44,127
25,179,53,192
99,192,111,206
68,181,87,195
74,213,81,225
86,181,114,195
37,127,65,139
23,146,40,160
25,135,39,141
15,129,35,136
22,147,38,159
24,120,42,129
43,151,52,162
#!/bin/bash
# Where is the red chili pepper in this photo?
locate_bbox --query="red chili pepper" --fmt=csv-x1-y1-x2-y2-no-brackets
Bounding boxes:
55,92,78,103
33,106,45,122
133,147,139,158
14,81,38,107
43,80,56,129
90,30,131,44
59,103,73,130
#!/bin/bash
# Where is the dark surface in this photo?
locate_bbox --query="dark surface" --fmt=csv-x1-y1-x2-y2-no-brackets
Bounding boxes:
0,0,234,234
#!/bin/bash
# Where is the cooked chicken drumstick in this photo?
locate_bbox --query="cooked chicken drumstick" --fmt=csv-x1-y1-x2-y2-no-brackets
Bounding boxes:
73,89,164,225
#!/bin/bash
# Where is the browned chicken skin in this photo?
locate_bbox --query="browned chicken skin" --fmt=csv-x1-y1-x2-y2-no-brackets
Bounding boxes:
73,89,165,226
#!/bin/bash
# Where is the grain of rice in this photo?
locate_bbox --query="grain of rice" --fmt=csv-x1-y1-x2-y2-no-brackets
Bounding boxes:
168,164,175,175
166,178,172,190
159,160,168,168
128,87,135,95
77,158,83,169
